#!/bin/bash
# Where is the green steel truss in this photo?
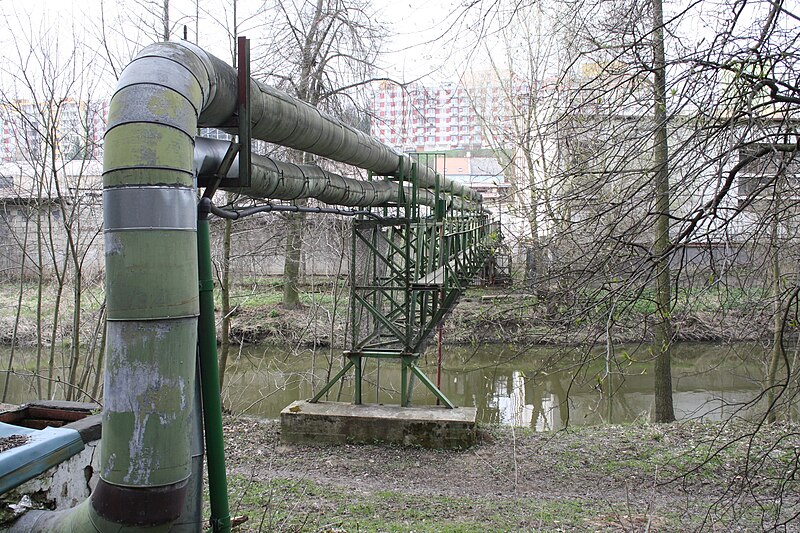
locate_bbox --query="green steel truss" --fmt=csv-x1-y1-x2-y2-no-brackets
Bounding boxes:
310,154,500,408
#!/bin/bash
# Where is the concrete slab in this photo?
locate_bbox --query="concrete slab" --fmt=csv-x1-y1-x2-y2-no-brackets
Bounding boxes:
280,401,477,449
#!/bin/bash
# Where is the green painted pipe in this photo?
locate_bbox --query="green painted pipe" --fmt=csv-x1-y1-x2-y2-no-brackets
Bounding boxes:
195,138,482,212
197,199,231,533
13,41,208,533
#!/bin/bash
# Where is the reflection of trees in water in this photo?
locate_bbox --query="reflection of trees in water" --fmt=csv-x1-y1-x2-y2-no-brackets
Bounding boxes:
477,369,571,430
440,343,766,429
129,342,777,425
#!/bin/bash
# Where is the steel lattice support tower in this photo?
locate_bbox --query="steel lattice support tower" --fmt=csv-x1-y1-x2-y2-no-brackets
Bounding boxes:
311,153,500,408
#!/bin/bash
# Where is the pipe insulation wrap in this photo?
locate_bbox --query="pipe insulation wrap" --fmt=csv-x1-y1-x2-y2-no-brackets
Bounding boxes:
93,42,209,530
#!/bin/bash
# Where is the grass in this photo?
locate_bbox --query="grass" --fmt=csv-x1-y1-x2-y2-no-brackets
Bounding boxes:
223,280,346,311
222,469,776,532
224,474,599,532
579,285,772,318
216,415,800,532
0,281,105,322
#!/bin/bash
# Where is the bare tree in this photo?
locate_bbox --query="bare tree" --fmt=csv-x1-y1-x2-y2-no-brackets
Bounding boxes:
0,7,105,401
458,0,800,525
255,0,386,308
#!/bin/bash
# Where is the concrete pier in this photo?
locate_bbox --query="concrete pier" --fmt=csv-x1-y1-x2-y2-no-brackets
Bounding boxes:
280,401,477,449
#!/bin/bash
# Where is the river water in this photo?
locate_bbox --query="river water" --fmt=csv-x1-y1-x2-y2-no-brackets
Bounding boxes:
218,342,769,428
0,342,771,429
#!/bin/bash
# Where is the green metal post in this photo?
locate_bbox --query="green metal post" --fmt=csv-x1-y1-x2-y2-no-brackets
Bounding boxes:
349,220,358,352
309,358,355,403
406,163,417,352
401,357,409,407
406,355,417,403
354,354,363,404
197,199,232,533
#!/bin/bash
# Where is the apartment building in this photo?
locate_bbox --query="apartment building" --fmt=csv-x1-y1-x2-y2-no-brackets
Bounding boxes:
0,99,107,163
370,77,526,152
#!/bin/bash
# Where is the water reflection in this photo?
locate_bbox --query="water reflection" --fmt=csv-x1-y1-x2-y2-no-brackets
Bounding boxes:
470,344,765,428
487,371,558,430
0,342,770,429
217,342,767,429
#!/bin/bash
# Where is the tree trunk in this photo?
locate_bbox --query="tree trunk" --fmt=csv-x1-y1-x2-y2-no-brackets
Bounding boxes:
2,214,31,402
35,203,43,398
283,150,309,309
66,269,82,401
79,302,105,397
283,207,306,309
91,314,107,400
652,0,675,424
767,194,784,423
163,0,170,41
47,276,65,399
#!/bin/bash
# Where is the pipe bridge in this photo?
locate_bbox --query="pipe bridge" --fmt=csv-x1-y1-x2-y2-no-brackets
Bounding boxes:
12,39,499,532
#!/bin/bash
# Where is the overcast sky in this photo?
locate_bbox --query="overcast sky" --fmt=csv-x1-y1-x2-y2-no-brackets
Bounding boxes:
3,0,790,102
0,0,481,98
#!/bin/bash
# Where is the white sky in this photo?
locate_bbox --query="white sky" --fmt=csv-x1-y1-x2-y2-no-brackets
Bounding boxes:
0,0,478,99
2,0,796,100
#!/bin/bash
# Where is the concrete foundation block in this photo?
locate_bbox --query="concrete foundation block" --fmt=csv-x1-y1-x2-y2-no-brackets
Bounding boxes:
280,400,477,449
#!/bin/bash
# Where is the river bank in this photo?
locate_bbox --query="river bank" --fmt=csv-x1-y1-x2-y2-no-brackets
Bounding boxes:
222,416,800,531
226,287,773,348
0,281,776,349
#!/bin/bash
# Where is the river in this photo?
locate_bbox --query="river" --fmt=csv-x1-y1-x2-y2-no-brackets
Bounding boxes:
0,342,772,429
220,341,769,428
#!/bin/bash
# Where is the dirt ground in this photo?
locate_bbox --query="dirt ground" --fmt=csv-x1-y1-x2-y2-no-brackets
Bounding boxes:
221,416,800,532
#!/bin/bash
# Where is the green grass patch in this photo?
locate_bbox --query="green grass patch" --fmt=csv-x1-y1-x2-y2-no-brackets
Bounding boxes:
224,474,600,532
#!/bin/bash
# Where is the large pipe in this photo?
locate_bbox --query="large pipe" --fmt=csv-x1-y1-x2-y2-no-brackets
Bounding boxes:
195,137,479,210
12,40,481,532
135,39,481,201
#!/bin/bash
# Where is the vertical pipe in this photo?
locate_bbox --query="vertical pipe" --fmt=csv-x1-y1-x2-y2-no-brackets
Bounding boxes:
349,221,358,352
197,199,232,533
93,44,204,529
436,325,443,405
401,357,408,407
435,172,444,402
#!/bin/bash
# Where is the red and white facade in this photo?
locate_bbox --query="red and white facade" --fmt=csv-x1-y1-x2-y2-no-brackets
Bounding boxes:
370,78,526,152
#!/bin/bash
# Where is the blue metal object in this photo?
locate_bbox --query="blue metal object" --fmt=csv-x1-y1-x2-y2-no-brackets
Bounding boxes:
0,422,84,495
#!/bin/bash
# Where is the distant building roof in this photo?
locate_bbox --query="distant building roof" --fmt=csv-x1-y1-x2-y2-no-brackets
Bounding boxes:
444,157,470,178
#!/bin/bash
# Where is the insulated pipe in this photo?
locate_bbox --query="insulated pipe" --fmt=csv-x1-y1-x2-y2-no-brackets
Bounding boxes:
128,41,482,202
13,40,481,532
14,42,207,533
195,137,479,211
